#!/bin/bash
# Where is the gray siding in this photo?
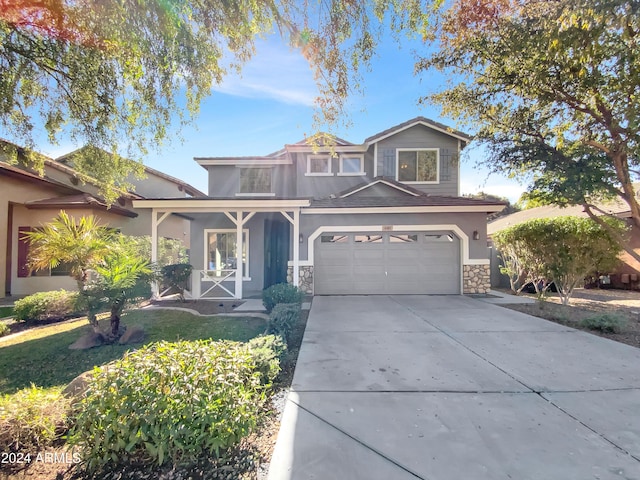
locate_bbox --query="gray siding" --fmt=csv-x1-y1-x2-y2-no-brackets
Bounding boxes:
295,151,376,199
299,211,488,261
207,164,296,198
375,124,459,196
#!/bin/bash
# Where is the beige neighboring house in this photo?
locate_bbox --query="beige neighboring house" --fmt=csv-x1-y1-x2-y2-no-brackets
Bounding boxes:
0,143,206,298
488,200,640,290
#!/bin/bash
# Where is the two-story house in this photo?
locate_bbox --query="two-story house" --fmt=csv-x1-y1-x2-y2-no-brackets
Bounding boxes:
133,117,504,299
1,143,206,297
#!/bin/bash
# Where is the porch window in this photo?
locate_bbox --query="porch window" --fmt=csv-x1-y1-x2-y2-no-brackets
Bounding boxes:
239,168,271,194
397,149,439,183
205,229,249,277
306,155,332,176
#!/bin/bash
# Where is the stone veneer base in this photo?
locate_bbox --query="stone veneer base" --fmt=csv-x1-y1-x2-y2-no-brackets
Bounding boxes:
463,264,491,294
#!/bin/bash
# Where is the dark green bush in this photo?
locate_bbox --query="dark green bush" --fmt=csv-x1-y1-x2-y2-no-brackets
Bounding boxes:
262,283,304,313
0,386,72,453
580,313,627,333
13,290,81,323
245,335,286,383
160,263,193,301
266,303,301,344
71,339,272,472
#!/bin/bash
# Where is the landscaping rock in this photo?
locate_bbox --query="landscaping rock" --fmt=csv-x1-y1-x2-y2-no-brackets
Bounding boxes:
62,370,94,401
69,331,106,350
119,326,146,345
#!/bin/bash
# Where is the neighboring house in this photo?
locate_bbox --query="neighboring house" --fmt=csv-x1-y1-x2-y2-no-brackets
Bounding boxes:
487,201,640,290
0,143,206,297
133,117,504,299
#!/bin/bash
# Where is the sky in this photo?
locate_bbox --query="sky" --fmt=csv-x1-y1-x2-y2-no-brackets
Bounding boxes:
33,34,527,202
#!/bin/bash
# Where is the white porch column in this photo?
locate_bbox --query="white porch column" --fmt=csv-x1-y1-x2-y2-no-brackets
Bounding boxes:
292,209,300,287
235,210,243,299
151,209,159,297
151,210,172,298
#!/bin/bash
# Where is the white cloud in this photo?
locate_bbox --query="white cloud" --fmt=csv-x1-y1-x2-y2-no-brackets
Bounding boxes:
213,39,317,106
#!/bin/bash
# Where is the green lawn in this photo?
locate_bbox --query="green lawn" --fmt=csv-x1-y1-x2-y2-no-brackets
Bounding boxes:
0,306,13,318
0,309,266,394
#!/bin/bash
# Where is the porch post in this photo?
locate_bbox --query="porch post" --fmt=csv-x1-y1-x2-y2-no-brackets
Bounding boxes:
151,209,159,298
235,210,243,299
292,209,300,287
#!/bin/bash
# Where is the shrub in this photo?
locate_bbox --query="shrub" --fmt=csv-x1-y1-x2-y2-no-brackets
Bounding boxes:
266,303,301,344
13,290,81,323
71,340,270,472
0,386,71,453
161,263,193,301
0,322,9,337
580,313,627,333
262,283,304,313
245,335,286,384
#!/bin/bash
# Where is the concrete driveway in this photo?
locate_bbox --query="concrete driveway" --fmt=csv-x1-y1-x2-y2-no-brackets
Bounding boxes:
268,295,640,480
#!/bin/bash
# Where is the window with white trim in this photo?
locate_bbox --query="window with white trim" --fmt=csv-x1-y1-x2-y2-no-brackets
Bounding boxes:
306,155,332,175
397,149,439,183
205,229,249,277
339,155,364,175
239,168,271,194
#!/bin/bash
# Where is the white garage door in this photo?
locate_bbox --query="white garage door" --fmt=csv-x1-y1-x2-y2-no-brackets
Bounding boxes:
314,232,460,295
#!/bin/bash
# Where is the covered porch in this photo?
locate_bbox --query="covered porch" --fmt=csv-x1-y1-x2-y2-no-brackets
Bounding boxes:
132,199,310,299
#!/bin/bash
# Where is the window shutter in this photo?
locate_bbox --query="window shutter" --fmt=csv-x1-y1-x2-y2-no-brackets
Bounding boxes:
441,149,451,181
17,227,32,278
382,149,395,177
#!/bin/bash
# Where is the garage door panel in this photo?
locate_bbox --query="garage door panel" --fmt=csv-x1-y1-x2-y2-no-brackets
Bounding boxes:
315,231,461,295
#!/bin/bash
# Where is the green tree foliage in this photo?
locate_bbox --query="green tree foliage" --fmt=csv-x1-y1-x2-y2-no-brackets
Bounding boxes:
88,237,153,336
24,212,152,335
493,217,625,304
1,0,436,202
422,0,640,260
464,191,516,220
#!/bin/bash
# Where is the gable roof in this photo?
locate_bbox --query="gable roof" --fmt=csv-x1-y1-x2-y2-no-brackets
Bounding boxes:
364,117,471,145
338,177,425,198
24,193,138,218
0,161,80,194
289,134,355,147
57,146,206,197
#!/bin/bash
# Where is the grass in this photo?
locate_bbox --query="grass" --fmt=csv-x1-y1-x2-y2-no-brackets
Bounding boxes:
0,309,266,394
0,306,14,318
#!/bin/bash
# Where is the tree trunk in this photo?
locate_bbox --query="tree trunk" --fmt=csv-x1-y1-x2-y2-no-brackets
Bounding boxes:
582,205,640,264
110,306,120,337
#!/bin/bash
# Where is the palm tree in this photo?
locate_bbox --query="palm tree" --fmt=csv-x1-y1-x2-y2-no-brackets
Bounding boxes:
91,237,153,336
24,211,113,330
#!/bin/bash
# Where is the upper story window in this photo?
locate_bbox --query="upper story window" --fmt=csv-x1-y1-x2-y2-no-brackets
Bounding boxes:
338,155,365,176
239,167,272,195
306,155,332,176
396,149,439,184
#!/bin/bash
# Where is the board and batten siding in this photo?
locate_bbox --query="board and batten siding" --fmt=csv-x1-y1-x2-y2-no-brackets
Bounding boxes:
375,124,459,196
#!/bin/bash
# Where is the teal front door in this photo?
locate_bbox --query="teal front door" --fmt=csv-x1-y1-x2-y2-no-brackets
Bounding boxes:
263,219,290,289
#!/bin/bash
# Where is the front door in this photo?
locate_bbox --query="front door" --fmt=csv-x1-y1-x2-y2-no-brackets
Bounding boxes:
263,219,290,289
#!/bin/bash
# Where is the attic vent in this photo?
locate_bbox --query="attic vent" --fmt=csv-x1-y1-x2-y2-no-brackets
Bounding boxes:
69,175,79,185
